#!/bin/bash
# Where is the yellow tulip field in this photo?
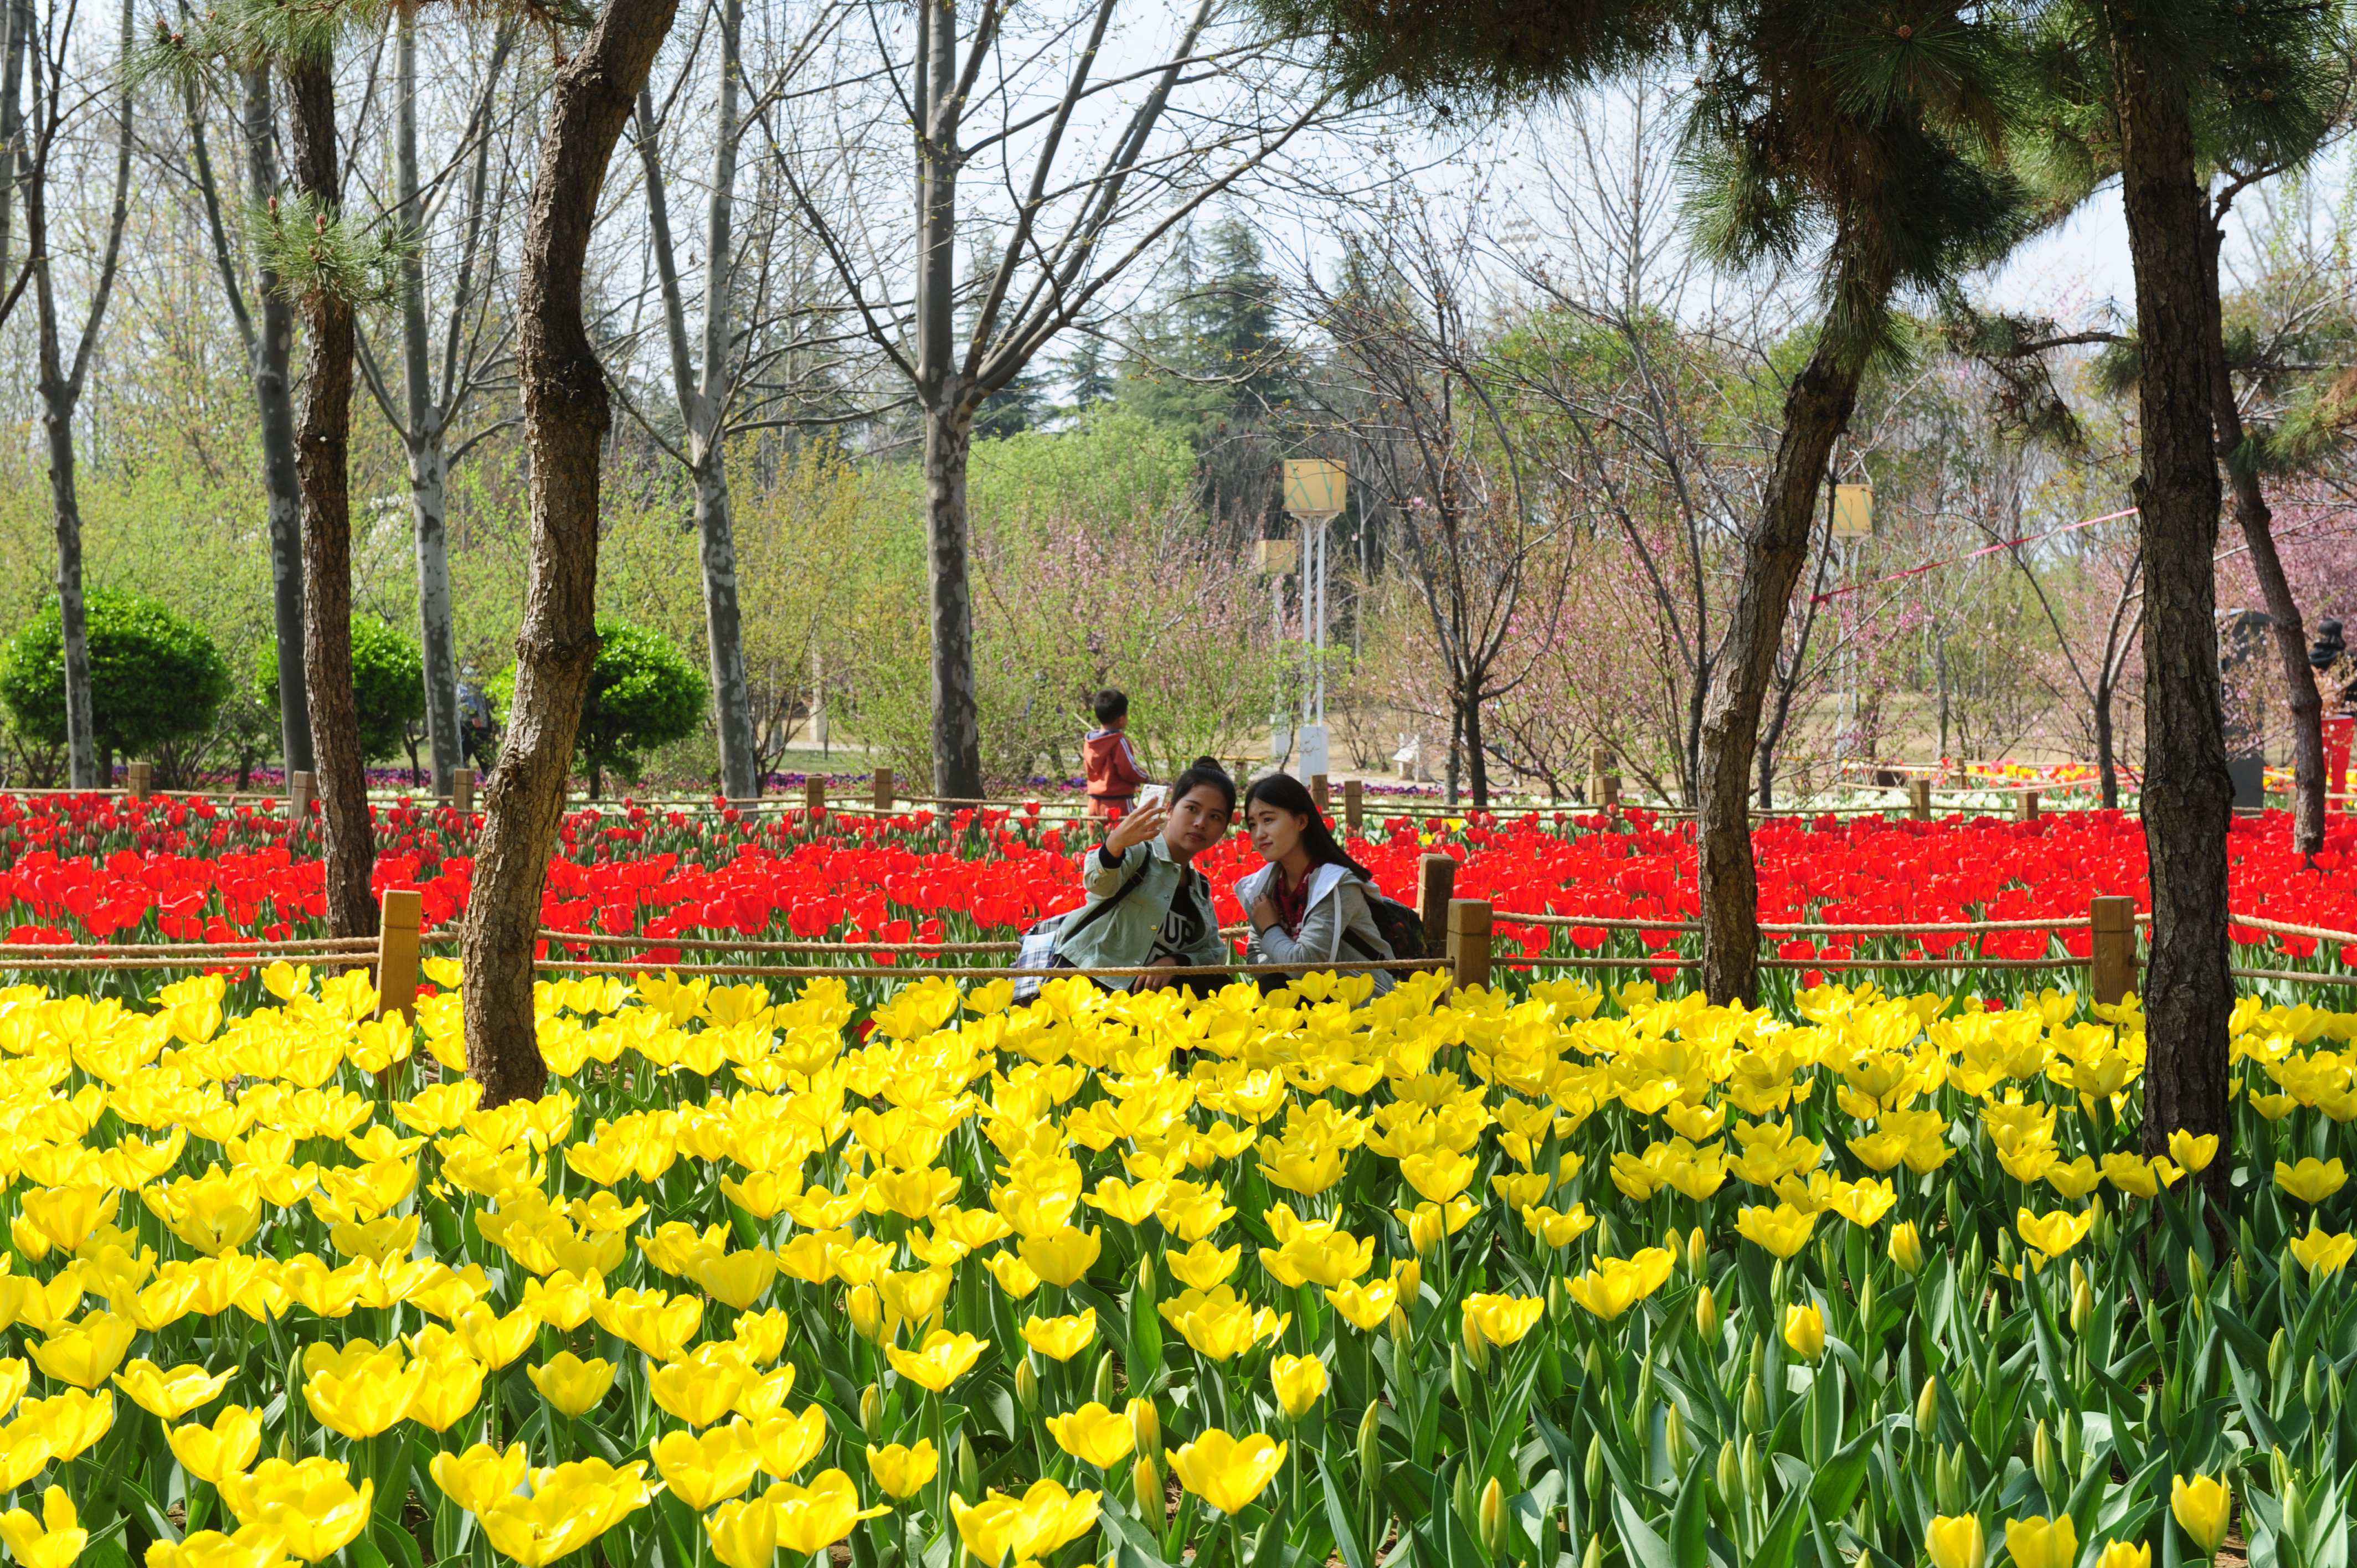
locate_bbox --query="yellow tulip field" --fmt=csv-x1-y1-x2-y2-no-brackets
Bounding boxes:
0,960,2340,1567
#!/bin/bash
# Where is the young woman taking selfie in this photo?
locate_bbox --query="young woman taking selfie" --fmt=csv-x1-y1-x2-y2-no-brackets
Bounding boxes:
1237,771,1397,995
1048,756,1236,992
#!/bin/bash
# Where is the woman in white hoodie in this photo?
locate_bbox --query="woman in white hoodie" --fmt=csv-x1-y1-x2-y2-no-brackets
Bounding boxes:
1237,771,1397,996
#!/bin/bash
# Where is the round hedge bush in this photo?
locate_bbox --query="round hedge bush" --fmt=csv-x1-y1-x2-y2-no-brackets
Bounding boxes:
0,591,233,757
257,617,426,762
491,619,706,790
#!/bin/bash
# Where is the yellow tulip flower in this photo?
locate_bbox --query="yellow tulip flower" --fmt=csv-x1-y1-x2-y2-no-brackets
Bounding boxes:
1044,1402,1138,1468
219,1458,372,1564
525,1353,615,1419
0,1488,84,1568
113,1360,233,1421
30,1313,135,1391
1565,1249,1676,1321
1888,1222,1926,1276
769,1471,891,1557
1019,1310,1097,1363
143,1526,287,1568
168,1405,264,1487
1782,1303,1826,1362
2095,1544,2152,1568
751,1405,828,1479
1270,1354,1329,1419
2276,1157,2347,1205
1166,1428,1288,1515
1460,1293,1545,1350
863,1439,939,1500
1923,1513,1984,1568
2290,1224,2357,1278
1735,1204,1817,1260
2003,1514,2078,1568
650,1423,763,1511
2171,1473,2231,1554
885,1330,989,1394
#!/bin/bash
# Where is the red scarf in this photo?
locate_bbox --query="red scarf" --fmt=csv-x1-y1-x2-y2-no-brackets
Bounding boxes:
1270,868,1312,937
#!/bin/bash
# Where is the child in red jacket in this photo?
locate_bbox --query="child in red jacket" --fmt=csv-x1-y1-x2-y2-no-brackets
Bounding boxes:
1082,689,1151,818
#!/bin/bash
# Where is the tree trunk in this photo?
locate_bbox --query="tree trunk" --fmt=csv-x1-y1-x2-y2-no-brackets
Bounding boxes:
1696,332,1861,1005
2112,26,2234,1175
287,54,374,941
1463,679,1489,808
0,0,26,281
245,66,312,777
695,457,758,797
35,380,94,788
923,398,984,796
462,0,682,1106
698,0,756,800
2202,228,2323,855
398,13,461,798
2094,679,2119,811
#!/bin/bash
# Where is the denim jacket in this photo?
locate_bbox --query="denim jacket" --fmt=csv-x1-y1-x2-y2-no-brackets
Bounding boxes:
1049,838,1228,988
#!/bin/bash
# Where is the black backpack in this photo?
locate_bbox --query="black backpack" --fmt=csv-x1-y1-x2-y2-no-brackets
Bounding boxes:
1342,889,1430,979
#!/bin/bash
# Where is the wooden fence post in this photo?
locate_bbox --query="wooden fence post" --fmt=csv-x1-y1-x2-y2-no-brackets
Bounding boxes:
1908,778,1931,821
1417,853,1457,956
1344,778,1363,836
2090,895,2137,1005
2016,789,2040,823
1588,746,1611,806
290,770,316,822
1598,772,1621,811
873,766,894,812
1447,898,1494,991
1311,773,1330,815
127,762,151,801
375,888,423,1023
453,767,474,816
804,777,826,813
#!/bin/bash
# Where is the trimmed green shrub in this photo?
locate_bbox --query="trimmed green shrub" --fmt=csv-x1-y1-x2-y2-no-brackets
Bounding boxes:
0,591,233,759
257,617,427,762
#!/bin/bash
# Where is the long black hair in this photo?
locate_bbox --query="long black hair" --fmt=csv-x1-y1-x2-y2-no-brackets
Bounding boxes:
1244,771,1372,881
1170,756,1238,818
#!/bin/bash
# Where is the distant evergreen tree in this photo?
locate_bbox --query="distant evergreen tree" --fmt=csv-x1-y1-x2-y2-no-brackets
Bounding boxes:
964,244,1051,439
1062,336,1117,421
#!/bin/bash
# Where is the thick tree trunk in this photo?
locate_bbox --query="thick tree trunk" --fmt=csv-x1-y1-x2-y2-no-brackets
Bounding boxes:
245,65,313,777
398,14,461,797
2202,229,2323,854
287,55,374,940
696,457,758,797
462,0,681,1106
2112,28,2234,1174
923,398,985,796
699,0,756,800
1463,680,1489,809
1696,332,1861,1005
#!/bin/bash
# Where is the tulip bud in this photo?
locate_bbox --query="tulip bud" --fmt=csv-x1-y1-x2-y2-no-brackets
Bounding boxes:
1915,1376,1938,1436
1596,1214,1616,1256
1995,1230,2016,1272
2233,1251,2251,1304
1583,1433,1604,1499
1014,1358,1038,1412
2070,1276,2094,1335
1890,1221,1925,1276
1450,1347,1475,1409
1687,1226,1707,1276
1132,1453,1164,1528
1739,1436,1761,1501
957,1433,979,1500
1451,1468,1475,1534
1695,1285,1720,1341
858,1383,882,1432
847,1285,882,1340
2271,1444,2291,1497
1583,1342,1604,1385
1461,1313,1490,1371
2186,1248,2208,1294
1663,1402,1688,1472
2270,1327,2288,1383
1580,1536,1603,1568
1742,1368,1766,1431
1093,1350,1117,1408
2032,1420,2060,1499
1356,1401,1381,1482
1477,1477,1507,1559
1388,1304,1411,1343
1715,1440,1740,1506
2305,1359,2324,1411
1130,1397,1160,1457
2060,1414,2082,1479
1857,1273,1876,1334
1934,1445,1964,1516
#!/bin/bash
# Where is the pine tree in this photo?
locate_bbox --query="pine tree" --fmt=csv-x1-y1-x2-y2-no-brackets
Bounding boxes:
1256,0,2029,1006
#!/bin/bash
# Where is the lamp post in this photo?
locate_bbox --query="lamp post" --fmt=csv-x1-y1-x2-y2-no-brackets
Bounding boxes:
1283,458,1347,776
